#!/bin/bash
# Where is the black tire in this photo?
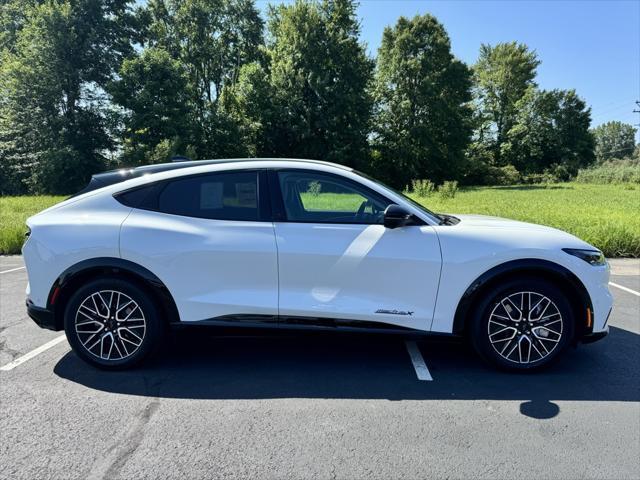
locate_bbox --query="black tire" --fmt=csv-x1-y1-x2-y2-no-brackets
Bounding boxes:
63,277,164,370
470,277,575,371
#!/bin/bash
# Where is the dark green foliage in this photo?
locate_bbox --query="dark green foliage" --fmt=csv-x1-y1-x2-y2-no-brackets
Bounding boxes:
576,158,640,184
592,121,637,163
0,0,136,194
371,14,473,188
223,0,373,168
502,88,595,176
140,0,264,160
109,47,191,165
473,42,540,166
0,0,613,194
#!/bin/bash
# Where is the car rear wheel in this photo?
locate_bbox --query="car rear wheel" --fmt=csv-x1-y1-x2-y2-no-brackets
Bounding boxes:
64,278,163,370
470,278,575,371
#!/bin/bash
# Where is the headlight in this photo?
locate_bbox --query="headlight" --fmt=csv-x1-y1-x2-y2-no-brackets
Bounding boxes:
563,248,606,266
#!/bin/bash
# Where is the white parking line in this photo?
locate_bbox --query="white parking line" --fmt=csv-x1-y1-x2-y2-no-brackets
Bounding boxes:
405,340,433,381
0,335,67,371
0,266,25,274
609,282,640,297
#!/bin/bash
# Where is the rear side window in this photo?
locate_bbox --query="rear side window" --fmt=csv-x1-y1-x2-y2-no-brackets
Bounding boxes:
114,185,156,208
156,171,259,221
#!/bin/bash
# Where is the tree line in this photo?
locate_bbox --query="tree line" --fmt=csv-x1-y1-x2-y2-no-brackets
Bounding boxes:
0,0,637,195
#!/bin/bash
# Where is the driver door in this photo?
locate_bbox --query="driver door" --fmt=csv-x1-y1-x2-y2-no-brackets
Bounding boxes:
271,169,441,331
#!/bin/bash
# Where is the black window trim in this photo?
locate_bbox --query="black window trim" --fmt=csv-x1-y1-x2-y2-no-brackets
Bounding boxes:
268,168,420,226
114,168,271,223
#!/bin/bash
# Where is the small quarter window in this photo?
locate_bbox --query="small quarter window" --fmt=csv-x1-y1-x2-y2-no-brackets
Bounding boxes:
114,185,156,208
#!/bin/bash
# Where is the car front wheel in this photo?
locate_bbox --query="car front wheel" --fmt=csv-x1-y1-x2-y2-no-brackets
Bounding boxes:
470,278,575,371
63,278,163,370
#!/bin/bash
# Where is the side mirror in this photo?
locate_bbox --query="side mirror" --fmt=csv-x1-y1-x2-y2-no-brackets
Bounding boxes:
383,204,411,229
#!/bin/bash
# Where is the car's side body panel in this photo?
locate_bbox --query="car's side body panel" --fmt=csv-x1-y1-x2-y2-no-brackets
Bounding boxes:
274,223,442,330
119,209,279,322
431,216,612,334
23,194,130,308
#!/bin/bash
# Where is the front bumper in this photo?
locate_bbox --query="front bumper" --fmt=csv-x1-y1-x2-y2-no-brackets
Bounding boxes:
582,327,609,344
26,300,60,331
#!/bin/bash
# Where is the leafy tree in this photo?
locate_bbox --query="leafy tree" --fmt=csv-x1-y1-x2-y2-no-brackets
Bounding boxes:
228,0,373,167
592,121,637,162
0,0,36,52
503,88,594,175
219,61,275,157
109,47,191,165
371,14,473,188
143,0,264,157
473,42,540,165
0,0,136,194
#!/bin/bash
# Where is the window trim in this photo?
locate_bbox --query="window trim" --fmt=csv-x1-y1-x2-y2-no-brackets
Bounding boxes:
114,169,271,223
269,168,400,226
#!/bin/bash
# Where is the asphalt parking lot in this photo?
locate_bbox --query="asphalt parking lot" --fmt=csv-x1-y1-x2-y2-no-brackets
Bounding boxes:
1,256,638,479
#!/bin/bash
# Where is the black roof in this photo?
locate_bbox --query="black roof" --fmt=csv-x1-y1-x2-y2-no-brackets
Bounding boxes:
75,158,346,196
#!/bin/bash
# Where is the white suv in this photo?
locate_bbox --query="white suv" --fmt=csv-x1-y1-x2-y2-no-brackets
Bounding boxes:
23,159,612,371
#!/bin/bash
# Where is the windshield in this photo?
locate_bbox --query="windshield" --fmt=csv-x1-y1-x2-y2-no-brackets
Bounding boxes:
353,170,443,223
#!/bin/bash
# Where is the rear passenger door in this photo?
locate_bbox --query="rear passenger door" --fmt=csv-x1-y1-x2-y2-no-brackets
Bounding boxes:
120,169,279,323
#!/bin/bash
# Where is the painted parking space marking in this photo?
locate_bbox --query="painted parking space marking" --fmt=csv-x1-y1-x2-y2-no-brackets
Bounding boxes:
0,266,25,274
405,340,433,381
609,282,640,297
0,335,67,371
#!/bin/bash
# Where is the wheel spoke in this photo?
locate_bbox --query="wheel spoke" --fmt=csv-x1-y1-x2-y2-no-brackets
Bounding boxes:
501,298,522,321
112,336,124,359
119,326,143,343
489,326,517,345
116,299,135,315
533,327,562,343
118,331,142,348
504,340,519,360
518,336,532,364
529,338,544,360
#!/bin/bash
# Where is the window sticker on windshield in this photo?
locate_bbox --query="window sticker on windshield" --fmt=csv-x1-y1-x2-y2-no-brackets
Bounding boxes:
235,182,257,207
200,182,223,209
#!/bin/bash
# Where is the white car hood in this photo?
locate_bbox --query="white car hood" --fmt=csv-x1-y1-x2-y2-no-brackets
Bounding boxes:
452,214,562,232
438,213,596,252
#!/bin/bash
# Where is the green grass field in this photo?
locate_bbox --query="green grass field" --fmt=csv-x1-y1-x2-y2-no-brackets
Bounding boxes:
0,196,65,256
1,183,638,256
410,184,640,258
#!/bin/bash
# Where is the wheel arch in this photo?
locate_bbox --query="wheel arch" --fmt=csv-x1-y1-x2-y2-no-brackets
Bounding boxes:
47,257,180,330
452,258,593,338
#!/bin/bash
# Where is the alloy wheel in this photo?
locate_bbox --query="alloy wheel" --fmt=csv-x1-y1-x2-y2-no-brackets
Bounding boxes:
487,291,563,364
74,290,147,361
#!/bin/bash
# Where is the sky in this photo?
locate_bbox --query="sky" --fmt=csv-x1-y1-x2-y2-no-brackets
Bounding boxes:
259,0,640,138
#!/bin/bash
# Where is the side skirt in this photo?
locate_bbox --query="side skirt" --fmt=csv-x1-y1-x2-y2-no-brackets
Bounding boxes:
171,314,458,338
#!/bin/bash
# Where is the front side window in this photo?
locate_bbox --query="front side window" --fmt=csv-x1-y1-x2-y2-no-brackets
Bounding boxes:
157,171,259,221
277,170,391,224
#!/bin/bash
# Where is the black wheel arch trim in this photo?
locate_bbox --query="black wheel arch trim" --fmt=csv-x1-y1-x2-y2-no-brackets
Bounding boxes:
452,258,593,337
47,257,180,330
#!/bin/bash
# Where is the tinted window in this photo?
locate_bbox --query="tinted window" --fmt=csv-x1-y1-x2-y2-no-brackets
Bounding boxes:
278,171,391,224
114,185,156,208
157,171,259,221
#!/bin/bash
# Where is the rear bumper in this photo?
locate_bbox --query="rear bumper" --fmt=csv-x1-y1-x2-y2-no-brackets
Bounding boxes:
26,300,60,331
